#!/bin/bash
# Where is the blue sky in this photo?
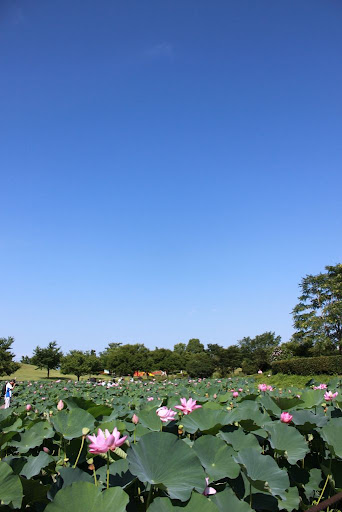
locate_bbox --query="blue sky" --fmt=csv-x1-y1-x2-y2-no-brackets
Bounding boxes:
1,0,341,359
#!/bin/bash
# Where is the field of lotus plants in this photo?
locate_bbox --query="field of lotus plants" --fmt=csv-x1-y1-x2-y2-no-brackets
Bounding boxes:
1,376,342,511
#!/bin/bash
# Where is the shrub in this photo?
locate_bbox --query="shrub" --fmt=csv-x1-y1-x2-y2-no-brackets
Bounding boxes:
272,355,342,375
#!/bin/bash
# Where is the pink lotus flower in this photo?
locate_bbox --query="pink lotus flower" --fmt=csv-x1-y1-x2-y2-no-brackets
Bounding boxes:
280,412,293,423
314,383,327,390
57,400,64,410
266,385,273,391
147,397,154,402
26,404,32,411
324,391,338,401
132,414,139,425
258,370,263,374
156,406,177,422
174,398,202,415
258,384,267,392
203,477,216,496
87,429,115,454
107,428,128,450
238,388,243,392
232,392,239,398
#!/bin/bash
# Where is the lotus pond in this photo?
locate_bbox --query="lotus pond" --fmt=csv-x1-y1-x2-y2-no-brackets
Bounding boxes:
1,376,342,511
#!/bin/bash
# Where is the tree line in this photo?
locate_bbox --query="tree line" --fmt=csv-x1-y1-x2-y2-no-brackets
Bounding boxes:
1,263,341,379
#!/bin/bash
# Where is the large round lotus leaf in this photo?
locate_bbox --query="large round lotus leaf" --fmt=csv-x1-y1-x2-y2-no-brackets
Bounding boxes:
218,428,261,453
291,410,327,432
211,488,253,512
11,421,54,453
271,396,301,411
148,493,219,512
45,481,129,512
279,486,300,512
136,407,162,431
320,417,342,458
65,397,113,419
234,448,289,500
264,423,309,465
193,435,240,480
20,451,54,479
127,432,205,501
296,390,324,409
51,409,95,439
181,408,228,434
225,401,269,430
0,461,23,509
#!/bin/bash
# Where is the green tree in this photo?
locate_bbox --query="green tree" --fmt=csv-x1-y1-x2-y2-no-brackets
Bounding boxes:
207,344,242,376
101,343,151,376
173,343,186,355
292,264,342,354
0,337,20,377
151,348,182,374
31,341,63,378
186,338,205,354
20,355,32,364
238,332,281,373
61,350,102,381
186,352,214,378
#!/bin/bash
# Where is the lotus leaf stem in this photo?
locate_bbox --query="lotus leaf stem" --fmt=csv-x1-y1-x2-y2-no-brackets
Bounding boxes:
73,436,85,468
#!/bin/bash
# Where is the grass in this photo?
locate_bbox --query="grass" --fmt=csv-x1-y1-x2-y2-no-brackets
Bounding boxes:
252,372,342,388
1,363,110,382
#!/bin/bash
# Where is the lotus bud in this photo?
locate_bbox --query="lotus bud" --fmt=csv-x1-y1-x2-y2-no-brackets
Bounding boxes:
57,400,64,411
26,404,32,411
43,447,50,453
132,414,139,425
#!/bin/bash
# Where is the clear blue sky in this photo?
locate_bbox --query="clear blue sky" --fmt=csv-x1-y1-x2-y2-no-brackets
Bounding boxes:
1,0,341,359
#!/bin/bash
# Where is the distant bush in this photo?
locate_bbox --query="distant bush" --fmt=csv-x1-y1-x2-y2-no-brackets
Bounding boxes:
242,360,259,375
272,356,342,375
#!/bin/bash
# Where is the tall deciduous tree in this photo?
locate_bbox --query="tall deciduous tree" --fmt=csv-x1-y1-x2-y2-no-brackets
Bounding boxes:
31,341,63,378
238,332,281,372
292,264,342,354
60,350,102,381
186,339,205,354
0,337,20,377
100,343,151,376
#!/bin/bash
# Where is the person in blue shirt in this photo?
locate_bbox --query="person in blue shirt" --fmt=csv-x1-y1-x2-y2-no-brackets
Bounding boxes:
4,380,15,409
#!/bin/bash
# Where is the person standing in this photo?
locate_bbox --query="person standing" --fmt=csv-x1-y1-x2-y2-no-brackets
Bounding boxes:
4,380,15,409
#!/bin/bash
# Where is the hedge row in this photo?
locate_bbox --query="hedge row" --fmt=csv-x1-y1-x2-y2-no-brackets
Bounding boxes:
271,355,342,375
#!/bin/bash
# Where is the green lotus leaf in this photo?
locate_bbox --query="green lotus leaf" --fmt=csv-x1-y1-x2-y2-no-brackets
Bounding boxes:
211,487,253,512
11,421,54,453
181,408,228,434
278,486,300,512
51,409,95,439
136,407,162,431
225,400,269,430
0,461,23,509
45,481,129,512
234,448,290,499
96,459,135,489
65,397,113,418
20,478,50,507
127,432,205,501
271,396,301,411
20,451,54,479
291,410,327,433
259,394,281,416
320,417,342,458
193,435,240,480
264,423,309,464
296,390,323,409
148,493,219,512
218,428,262,453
